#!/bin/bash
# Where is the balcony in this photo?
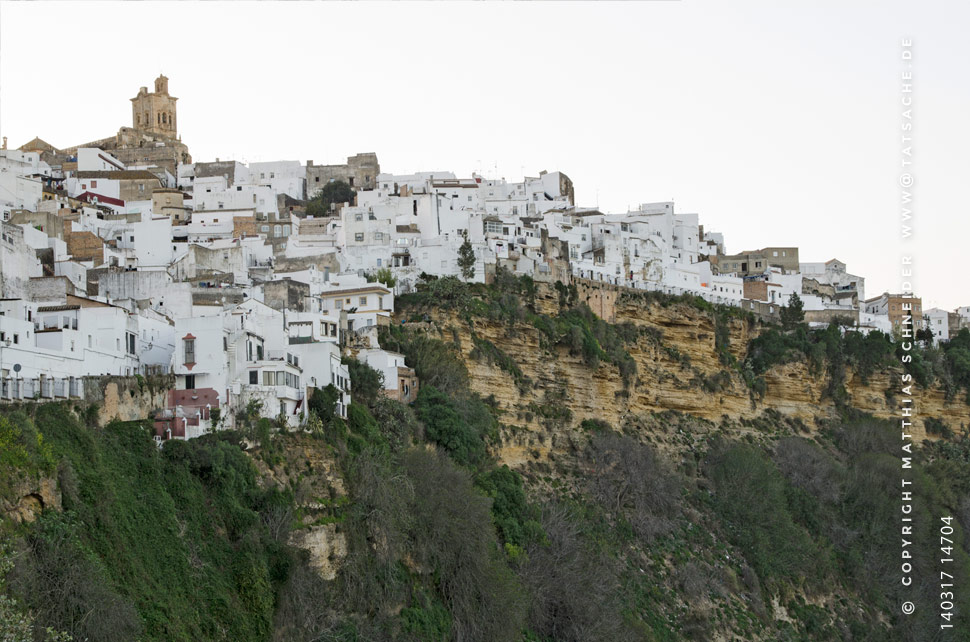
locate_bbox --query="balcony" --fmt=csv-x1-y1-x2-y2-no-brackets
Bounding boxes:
240,383,304,401
1,376,83,402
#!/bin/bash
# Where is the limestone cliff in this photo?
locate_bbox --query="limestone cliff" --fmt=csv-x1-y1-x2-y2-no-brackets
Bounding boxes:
397,286,969,468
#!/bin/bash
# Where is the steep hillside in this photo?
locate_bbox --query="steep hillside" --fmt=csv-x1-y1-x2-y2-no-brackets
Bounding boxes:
3,274,970,642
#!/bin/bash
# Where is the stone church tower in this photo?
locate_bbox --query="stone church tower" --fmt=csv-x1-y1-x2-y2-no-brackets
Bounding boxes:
131,75,178,138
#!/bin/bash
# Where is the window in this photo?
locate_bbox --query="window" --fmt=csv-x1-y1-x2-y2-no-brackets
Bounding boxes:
261,225,269,232
374,232,383,241
185,374,195,389
127,332,136,355
91,180,98,188
376,258,382,267
282,225,290,236
335,299,342,309
274,225,282,236
359,296,367,306
355,233,364,242
249,370,258,384
355,212,363,222
184,338,195,363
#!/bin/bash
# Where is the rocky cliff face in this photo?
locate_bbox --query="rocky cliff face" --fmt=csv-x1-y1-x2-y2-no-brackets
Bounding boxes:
252,435,348,580
406,289,969,468
1,476,60,524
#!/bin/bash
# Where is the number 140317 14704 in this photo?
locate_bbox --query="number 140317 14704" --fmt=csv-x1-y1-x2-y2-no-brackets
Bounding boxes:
938,516,958,630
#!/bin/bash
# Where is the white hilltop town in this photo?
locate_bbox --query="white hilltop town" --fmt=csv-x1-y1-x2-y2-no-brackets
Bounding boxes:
0,76,960,440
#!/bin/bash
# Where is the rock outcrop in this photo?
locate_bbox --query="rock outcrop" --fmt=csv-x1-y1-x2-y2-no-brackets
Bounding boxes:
402,290,969,468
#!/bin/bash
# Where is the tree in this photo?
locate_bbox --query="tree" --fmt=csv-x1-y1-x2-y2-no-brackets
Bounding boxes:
306,180,355,218
370,267,397,289
343,357,384,409
308,385,339,423
457,233,476,281
780,292,805,331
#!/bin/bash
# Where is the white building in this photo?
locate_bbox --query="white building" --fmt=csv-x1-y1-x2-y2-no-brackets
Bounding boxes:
923,307,953,345
0,150,47,219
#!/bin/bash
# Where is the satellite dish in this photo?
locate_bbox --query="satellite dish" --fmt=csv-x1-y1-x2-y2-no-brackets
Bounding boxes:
13,364,21,373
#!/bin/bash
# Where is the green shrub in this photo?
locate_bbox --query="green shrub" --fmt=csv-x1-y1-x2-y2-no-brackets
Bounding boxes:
413,386,491,467
706,441,830,589
475,466,544,549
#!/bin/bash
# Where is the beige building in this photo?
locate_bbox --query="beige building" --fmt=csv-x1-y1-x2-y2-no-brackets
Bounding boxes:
714,246,800,277
306,153,380,197
865,292,923,334
152,188,189,224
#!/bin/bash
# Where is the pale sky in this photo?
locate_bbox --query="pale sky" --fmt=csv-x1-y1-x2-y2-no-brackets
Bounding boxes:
1,1,966,309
